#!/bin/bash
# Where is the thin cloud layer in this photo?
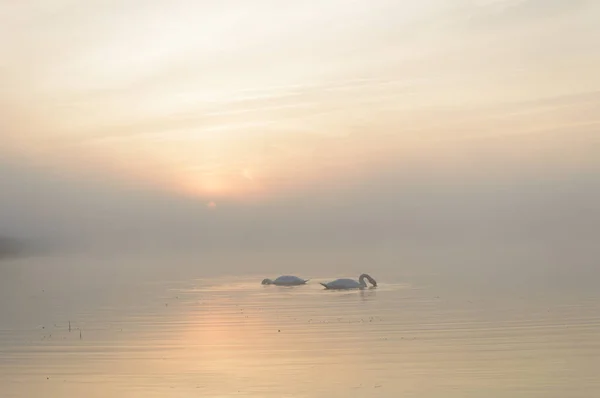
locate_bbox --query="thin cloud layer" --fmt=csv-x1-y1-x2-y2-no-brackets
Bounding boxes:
2,0,600,200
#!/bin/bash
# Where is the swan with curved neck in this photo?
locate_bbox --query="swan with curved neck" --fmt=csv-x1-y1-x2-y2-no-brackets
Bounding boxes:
261,275,309,286
320,274,377,290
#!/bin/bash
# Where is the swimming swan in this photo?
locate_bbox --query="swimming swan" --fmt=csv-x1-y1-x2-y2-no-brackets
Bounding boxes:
261,275,309,286
320,274,377,290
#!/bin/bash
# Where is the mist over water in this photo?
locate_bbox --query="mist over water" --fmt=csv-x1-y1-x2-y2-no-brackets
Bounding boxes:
2,153,600,397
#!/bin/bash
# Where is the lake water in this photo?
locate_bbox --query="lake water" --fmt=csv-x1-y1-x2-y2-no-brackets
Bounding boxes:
1,251,599,397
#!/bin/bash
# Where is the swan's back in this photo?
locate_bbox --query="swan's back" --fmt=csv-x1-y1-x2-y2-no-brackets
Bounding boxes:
273,275,307,286
322,278,361,289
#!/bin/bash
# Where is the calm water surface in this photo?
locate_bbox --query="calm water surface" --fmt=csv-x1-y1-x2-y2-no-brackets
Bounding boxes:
1,254,599,397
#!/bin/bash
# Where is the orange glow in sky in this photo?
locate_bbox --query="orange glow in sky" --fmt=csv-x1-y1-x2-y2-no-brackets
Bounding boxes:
1,1,599,201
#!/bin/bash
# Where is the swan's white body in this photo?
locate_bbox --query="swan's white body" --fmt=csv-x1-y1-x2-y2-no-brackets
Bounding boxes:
262,275,308,286
320,274,377,290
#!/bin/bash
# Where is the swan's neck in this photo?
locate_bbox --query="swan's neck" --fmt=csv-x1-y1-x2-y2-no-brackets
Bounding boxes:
358,275,368,287
359,274,376,287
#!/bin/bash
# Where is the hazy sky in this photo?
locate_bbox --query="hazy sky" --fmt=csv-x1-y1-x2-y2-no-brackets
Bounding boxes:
1,0,599,256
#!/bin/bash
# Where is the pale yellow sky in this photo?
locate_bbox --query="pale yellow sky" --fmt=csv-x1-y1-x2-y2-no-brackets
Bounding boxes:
2,0,599,201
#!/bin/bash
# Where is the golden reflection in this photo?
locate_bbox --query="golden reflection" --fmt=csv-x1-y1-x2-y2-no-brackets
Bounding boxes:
2,274,599,397
140,285,388,395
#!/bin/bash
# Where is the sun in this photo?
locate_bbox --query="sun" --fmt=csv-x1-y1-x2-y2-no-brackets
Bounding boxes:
169,164,268,202
241,168,254,181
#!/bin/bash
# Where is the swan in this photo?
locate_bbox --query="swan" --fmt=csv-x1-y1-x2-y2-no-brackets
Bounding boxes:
320,274,377,290
261,275,309,286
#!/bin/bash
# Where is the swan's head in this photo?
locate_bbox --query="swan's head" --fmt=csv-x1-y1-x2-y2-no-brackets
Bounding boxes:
261,278,273,285
359,274,377,287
